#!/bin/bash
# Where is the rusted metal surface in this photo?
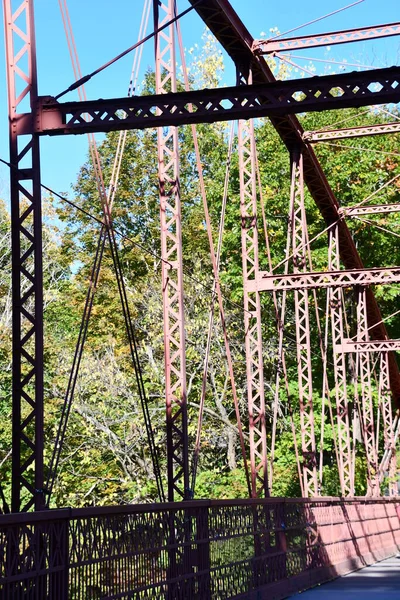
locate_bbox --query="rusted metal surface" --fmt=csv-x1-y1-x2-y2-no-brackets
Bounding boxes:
356,289,379,496
290,151,318,497
154,0,189,502
328,226,353,497
237,68,268,499
378,353,397,497
0,498,399,599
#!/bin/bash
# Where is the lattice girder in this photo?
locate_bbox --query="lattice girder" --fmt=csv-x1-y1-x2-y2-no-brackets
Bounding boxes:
290,150,318,498
378,352,397,496
237,71,268,498
155,0,189,502
328,226,353,496
5,0,44,512
356,289,379,496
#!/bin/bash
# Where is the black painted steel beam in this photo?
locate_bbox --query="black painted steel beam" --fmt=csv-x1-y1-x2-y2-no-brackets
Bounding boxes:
23,65,400,136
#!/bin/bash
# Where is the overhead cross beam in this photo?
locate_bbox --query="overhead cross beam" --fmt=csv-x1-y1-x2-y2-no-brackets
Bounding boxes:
19,65,400,136
337,340,400,353
253,21,400,54
304,122,400,142
247,266,400,292
340,204,400,217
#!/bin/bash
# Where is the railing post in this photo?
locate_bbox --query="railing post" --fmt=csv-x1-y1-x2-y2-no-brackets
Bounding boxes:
61,515,70,600
48,515,69,600
196,503,211,599
276,500,287,580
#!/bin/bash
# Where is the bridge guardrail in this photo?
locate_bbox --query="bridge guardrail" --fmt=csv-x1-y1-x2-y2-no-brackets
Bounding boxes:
0,497,399,599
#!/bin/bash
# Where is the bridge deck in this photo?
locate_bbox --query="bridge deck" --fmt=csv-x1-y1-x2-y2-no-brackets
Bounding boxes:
291,556,400,599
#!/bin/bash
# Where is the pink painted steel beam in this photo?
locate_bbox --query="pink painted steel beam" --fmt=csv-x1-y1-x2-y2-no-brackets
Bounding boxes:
154,0,189,502
290,150,318,497
337,339,400,353
188,0,400,406
380,414,400,476
4,0,44,513
378,353,397,496
304,122,400,143
25,65,400,136
340,204,400,217
356,289,379,496
328,226,353,496
253,21,400,54
247,266,400,292
237,66,268,498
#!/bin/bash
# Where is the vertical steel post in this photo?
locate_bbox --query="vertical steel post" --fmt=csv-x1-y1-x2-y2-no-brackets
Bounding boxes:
237,65,268,499
356,288,379,496
290,149,318,497
154,0,189,501
4,0,44,512
378,352,397,496
328,225,353,496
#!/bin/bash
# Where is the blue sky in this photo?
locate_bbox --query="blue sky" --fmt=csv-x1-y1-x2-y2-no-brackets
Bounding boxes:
0,0,399,201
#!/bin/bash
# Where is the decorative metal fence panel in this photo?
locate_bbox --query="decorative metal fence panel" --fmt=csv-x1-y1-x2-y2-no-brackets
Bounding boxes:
0,498,399,599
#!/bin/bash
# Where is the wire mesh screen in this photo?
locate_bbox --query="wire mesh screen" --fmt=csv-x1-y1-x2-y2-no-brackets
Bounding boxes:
0,498,399,599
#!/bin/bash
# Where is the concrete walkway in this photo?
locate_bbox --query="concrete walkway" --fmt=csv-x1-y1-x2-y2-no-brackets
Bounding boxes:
291,556,400,599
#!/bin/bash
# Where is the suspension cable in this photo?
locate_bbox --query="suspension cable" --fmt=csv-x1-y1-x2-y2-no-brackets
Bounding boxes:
38,177,255,318
353,215,400,240
268,0,364,41
46,0,165,502
317,108,373,132
350,307,400,341
174,17,251,496
318,142,400,159
271,170,400,274
280,53,375,71
255,146,305,496
276,54,315,77
304,213,340,494
0,151,343,371
191,122,235,493
54,0,202,100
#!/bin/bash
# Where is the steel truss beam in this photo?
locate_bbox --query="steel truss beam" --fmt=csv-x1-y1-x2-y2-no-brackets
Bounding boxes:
5,0,400,514
378,352,397,496
337,340,400,353
328,226,353,496
237,69,268,499
21,66,400,136
380,413,400,490
340,204,400,217
356,289,379,496
247,266,400,292
154,0,189,502
253,21,400,54
4,0,44,513
188,0,400,405
290,150,318,497
304,122,400,143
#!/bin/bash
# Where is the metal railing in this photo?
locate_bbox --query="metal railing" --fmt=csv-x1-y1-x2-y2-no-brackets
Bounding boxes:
1,497,399,599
